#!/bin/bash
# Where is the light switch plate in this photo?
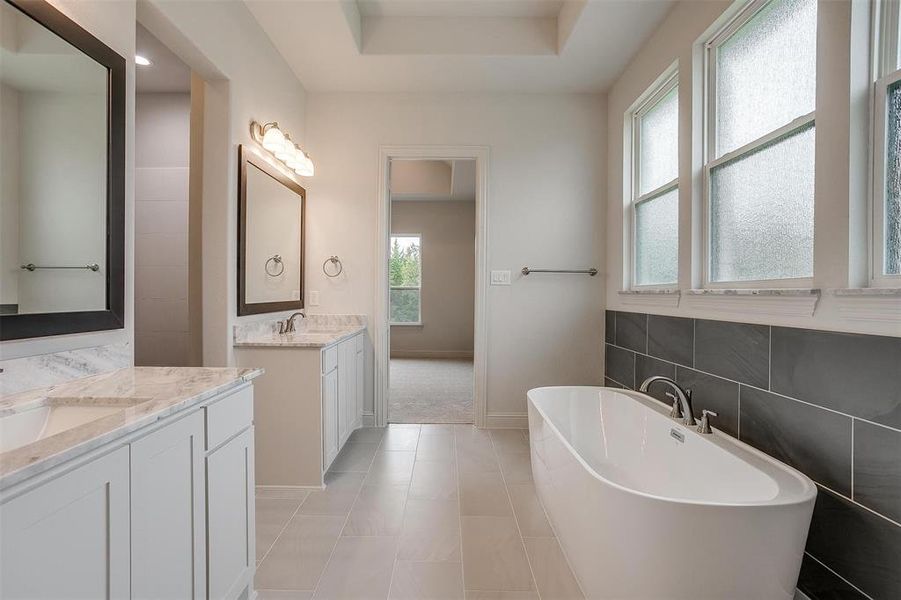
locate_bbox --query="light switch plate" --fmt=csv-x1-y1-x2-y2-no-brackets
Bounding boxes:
309,290,320,306
490,270,511,285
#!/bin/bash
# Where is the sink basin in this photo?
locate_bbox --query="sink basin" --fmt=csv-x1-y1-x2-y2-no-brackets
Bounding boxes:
0,398,145,454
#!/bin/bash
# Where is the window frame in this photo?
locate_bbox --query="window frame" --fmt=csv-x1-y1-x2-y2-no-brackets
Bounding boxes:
871,0,901,287
388,232,423,326
702,0,817,289
629,69,680,290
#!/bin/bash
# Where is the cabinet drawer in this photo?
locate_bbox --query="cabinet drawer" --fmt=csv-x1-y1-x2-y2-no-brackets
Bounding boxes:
322,345,338,374
206,385,253,450
354,332,364,353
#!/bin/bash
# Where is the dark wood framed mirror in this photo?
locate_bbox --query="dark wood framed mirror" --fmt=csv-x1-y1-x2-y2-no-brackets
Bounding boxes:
237,145,305,316
0,0,126,341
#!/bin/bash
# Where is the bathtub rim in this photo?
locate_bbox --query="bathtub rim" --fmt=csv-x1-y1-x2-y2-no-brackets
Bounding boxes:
527,385,817,509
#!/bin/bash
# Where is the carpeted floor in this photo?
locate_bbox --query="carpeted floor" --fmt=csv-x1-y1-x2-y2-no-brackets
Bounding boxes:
389,358,473,424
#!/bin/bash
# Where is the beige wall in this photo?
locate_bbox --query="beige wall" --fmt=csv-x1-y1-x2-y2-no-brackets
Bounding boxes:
390,200,475,358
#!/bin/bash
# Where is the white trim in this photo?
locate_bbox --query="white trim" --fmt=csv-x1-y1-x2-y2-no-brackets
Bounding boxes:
390,350,474,359
376,146,489,429
702,0,817,289
683,288,820,318
617,289,681,309
484,412,529,429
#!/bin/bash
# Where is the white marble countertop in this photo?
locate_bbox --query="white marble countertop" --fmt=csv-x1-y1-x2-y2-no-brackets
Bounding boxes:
233,314,367,349
0,367,262,489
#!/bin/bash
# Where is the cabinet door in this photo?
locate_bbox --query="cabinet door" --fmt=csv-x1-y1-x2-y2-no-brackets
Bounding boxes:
322,366,339,470
207,427,255,600
355,343,365,428
131,411,206,600
337,339,351,448
0,446,130,600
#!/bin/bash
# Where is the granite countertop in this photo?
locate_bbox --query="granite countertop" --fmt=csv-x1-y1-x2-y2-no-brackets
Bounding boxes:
233,314,367,349
0,366,263,489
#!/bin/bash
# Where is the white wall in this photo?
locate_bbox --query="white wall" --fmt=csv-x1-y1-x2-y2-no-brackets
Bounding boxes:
134,92,190,366
604,0,898,337
390,200,475,357
305,92,606,417
0,0,135,381
139,0,308,367
0,84,20,309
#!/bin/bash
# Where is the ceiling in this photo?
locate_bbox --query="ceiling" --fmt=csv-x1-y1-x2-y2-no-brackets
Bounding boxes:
244,0,674,93
391,159,476,202
136,23,191,93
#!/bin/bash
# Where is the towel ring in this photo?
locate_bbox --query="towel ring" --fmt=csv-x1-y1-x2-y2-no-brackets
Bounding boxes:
323,255,343,278
265,254,285,277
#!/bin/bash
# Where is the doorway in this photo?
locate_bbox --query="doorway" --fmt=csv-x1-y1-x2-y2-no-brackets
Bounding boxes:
133,24,203,366
388,160,476,423
375,147,489,428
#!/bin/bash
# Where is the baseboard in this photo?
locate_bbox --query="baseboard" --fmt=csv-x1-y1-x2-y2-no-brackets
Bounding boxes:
484,412,529,429
256,484,324,497
390,350,474,359
362,412,376,426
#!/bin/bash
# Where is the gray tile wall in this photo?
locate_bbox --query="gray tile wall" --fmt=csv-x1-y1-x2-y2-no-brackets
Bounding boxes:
603,310,901,600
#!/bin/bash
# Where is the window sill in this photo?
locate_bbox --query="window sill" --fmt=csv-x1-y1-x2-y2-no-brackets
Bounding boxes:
617,289,681,308
683,288,821,318
832,288,901,323
390,322,423,327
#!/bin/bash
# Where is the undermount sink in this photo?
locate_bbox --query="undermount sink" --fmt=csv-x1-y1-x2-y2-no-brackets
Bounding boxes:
0,398,146,454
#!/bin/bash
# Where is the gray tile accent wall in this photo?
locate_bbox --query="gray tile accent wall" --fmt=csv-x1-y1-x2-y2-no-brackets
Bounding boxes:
603,310,901,600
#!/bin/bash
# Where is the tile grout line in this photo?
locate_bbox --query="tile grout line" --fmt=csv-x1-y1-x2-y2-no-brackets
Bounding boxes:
487,431,543,599
452,426,468,597
803,552,875,600
384,426,421,600
850,418,855,502
256,493,308,567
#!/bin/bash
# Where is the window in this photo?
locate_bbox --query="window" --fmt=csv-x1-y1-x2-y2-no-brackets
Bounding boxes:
631,72,679,287
873,0,901,284
389,234,421,324
704,0,817,286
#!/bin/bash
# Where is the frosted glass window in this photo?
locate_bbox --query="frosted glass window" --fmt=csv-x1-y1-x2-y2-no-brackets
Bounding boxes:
715,0,816,156
709,124,814,282
885,81,901,275
639,87,679,195
635,189,679,286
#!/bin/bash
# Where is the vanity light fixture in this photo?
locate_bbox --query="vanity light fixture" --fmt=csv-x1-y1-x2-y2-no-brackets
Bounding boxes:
250,121,314,177
135,55,152,66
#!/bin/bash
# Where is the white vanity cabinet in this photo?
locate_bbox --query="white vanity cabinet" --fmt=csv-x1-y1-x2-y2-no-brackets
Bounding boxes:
324,332,365,472
0,382,257,600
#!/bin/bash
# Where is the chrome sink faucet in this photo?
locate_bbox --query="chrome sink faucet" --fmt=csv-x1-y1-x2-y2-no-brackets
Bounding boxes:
639,376,695,426
278,312,306,335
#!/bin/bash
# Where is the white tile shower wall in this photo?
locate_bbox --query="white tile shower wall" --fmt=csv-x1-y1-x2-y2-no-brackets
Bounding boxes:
0,342,131,396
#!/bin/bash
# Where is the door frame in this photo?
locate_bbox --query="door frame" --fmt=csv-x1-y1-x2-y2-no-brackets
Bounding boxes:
374,145,489,428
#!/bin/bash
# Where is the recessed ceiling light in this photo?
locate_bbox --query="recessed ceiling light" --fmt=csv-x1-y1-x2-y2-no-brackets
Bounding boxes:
135,55,152,66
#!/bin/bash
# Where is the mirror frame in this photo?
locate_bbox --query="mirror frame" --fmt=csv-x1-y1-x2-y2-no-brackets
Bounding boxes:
237,145,306,316
0,0,126,341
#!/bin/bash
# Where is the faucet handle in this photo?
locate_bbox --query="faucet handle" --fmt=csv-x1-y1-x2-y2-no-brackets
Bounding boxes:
696,409,718,434
665,391,683,419
278,320,287,335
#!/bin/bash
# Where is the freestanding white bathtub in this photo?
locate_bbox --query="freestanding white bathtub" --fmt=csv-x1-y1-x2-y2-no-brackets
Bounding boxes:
527,386,816,600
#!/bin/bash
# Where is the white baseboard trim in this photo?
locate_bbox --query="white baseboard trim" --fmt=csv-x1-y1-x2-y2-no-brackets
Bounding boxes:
390,350,474,359
362,412,376,426
256,484,324,496
484,412,529,429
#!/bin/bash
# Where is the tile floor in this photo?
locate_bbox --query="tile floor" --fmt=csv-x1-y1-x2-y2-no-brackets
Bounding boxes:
254,424,584,600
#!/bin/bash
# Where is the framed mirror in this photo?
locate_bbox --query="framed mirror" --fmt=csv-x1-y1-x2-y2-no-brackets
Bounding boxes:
0,0,126,341
237,145,305,316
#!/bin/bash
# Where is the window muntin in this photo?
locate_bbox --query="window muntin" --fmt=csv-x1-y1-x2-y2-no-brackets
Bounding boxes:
705,0,816,286
389,234,421,324
631,74,679,287
873,0,901,283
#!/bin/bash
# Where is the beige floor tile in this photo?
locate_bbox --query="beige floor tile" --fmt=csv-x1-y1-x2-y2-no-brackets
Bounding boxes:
459,470,513,517
364,451,416,486
330,442,380,473
299,472,366,516
349,427,387,443
488,430,529,454
257,498,304,561
454,426,493,450
506,484,553,538
381,427,421,452
389,561,465,599
313,536,398,599
496,452,532,485
420,424,456,436
398,498,461,562
255,515,345,591
464,592,538,599
257,488,312,500
456,445,501,476
257,591,315,600
460,517,534,592
343,484,409,536
522,537,584,599
409,460,458,501
415,434,456,460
